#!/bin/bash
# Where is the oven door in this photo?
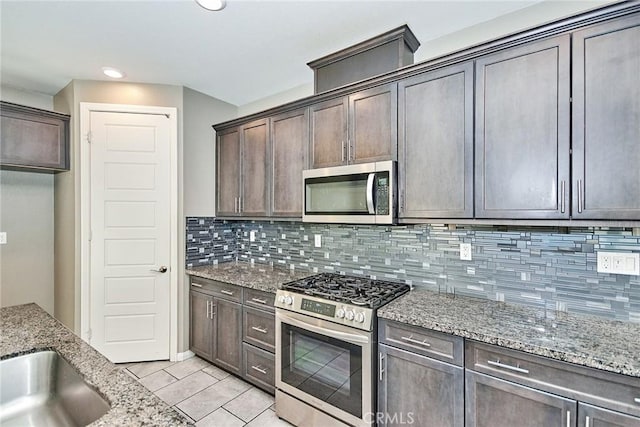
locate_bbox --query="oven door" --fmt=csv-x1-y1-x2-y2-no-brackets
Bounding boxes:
275,309,373,426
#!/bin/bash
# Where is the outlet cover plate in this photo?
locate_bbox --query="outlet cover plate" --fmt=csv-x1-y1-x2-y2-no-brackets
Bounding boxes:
0,232,6,245
314,234,322,248
460,243,472,261
597,251,639,275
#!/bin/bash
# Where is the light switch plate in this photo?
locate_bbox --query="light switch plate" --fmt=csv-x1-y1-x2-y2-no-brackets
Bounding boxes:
597,251,639,275
0,232,6,245
460,243,472,261
314,234,322,248
249,231,256,242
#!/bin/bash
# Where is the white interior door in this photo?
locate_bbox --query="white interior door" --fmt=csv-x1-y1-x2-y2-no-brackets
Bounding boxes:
89,111,171,363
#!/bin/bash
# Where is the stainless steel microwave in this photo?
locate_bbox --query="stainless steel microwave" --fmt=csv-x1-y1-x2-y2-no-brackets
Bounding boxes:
302,160,396,224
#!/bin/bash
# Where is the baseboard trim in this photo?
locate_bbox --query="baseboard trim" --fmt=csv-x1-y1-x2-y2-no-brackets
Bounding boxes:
174,350,195,362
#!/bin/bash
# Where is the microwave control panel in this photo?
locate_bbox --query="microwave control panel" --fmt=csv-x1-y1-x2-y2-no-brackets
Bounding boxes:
376,174,389,215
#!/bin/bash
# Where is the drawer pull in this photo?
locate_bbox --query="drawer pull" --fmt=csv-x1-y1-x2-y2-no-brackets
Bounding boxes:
487,359,530,374
191,283,203,288
221,289,234,296
251,297,268,305
566,410,570,427
634,398,640,404
251,326,268,334
585,416,590,427
251,365,267,375
401,335,431,348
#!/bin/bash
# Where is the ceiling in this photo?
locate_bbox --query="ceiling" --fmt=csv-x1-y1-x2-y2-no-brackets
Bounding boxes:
1,0,559,107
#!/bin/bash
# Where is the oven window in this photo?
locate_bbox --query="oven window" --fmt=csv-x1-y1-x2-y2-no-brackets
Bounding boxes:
280,323,363,418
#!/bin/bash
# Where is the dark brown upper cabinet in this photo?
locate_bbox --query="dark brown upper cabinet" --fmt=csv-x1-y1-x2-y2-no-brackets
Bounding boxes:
571,14,640,220
0,101,70,172
270,108,309,217
216,119,270,217
398,62,474,219
474,35,571,219
310,83,397,169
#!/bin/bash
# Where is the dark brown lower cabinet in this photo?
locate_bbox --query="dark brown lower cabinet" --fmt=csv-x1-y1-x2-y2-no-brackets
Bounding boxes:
578,403,640,427
189,290,214,361
378,344,463,427
212,297,243,375
465,370,576,427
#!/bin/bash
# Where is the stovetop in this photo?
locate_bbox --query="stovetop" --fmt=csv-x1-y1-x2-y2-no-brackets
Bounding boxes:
281,273,410,309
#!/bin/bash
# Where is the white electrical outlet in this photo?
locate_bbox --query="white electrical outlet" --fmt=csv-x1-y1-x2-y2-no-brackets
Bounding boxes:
460,243,472,261
249,231,256,242
0,232,6,245
314,234,322,248
597,251,639,275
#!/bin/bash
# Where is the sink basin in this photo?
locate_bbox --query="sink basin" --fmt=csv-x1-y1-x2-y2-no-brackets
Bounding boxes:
0,351,110,427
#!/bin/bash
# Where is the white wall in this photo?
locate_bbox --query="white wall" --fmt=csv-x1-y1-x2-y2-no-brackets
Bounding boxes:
0,85,56,314
237,82,313,117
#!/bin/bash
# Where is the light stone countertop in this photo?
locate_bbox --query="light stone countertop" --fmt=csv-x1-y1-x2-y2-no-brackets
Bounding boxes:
378,288,640,378
0,303,190,427
186,261,313,293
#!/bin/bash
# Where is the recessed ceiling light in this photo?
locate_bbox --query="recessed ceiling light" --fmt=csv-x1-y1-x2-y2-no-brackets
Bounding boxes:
195,0,226,11
102,67,125,79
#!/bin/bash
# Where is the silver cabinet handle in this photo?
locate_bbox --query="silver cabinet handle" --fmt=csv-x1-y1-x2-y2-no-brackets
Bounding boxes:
251,326,268,334
348,139,353,162
341,140,346,162
251,365,267,375
234,197,238,213
578,179,584,213
585,415,590,427
221,289,234,296
206,300,210,319
487,359,530,374
211,303,216,318
566,410,570,427
560,180,565,213
379,352,385,382
191,283,203,288
239,197,243,213
251,298,268,305
634,398,640,404
150,266,168,273
401,335,431,347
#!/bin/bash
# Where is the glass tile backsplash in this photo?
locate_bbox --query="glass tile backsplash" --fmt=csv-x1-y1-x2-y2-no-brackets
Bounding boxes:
186,218,640,322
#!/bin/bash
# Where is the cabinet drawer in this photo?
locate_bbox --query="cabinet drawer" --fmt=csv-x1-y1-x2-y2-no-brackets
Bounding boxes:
466,341,640,417
379,319,463,366
190,277,243,303
243,307,275,352
242,343,275,394
243,288,275,312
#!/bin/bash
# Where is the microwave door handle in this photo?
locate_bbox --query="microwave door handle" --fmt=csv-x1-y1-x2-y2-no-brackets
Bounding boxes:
366,173,376,214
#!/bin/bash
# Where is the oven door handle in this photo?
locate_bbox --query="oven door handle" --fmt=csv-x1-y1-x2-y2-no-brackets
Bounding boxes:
366,173,376,215
279,313,370,345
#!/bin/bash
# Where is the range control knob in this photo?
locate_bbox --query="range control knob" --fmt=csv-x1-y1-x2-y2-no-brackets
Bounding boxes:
355,312,365,323
277,295,286,304
345,310,355,321
336,308,345,318
284,295,293,306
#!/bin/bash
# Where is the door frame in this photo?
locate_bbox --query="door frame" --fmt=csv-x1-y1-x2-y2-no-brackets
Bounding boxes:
79,102,179,361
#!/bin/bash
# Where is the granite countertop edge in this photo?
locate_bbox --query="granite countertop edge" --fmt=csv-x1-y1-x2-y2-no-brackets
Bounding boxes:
378,289,640,379
0,303,190,427
185,261,314,293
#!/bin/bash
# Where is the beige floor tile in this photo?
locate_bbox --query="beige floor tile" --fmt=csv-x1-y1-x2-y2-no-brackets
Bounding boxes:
175,376,251,421
223,387,274,422
139,369,178,392
202,364,230,380
173,406,197,425
127,360,175,378
154,370,218,406
165,356,211,379
245,409,293,427
195,408,245,427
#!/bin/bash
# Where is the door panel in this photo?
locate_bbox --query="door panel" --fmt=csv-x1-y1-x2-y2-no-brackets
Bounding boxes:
578,402,640,427
90,111,171,363
310,97,348,168
572,14,640,219
216,128,240,216
475,35,570,219
213,298,242,375
190,291,213,361
241,119,269,216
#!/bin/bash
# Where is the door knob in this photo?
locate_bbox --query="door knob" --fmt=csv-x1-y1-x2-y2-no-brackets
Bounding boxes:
150,266,168,273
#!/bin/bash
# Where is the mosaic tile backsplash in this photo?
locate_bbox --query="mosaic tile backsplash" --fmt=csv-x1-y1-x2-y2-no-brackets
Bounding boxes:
186,218,640,322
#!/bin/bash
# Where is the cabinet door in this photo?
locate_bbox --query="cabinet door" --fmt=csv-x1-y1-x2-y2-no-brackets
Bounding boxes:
475,35,570,219
241,119,269,216
271,108,308,217
572,15,640,219
378,344,463,427
349,83,397,164
465,370,576,427
398,62,473,219
578,403,640,427
189,291,213,361
310,97,348,168
216,128,241,216
213,297,242,375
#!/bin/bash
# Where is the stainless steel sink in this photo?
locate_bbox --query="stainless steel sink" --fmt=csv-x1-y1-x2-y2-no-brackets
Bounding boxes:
0,351,110,427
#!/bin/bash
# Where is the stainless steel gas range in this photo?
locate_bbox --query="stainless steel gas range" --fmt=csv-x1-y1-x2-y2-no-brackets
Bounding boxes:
274,273,410,427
